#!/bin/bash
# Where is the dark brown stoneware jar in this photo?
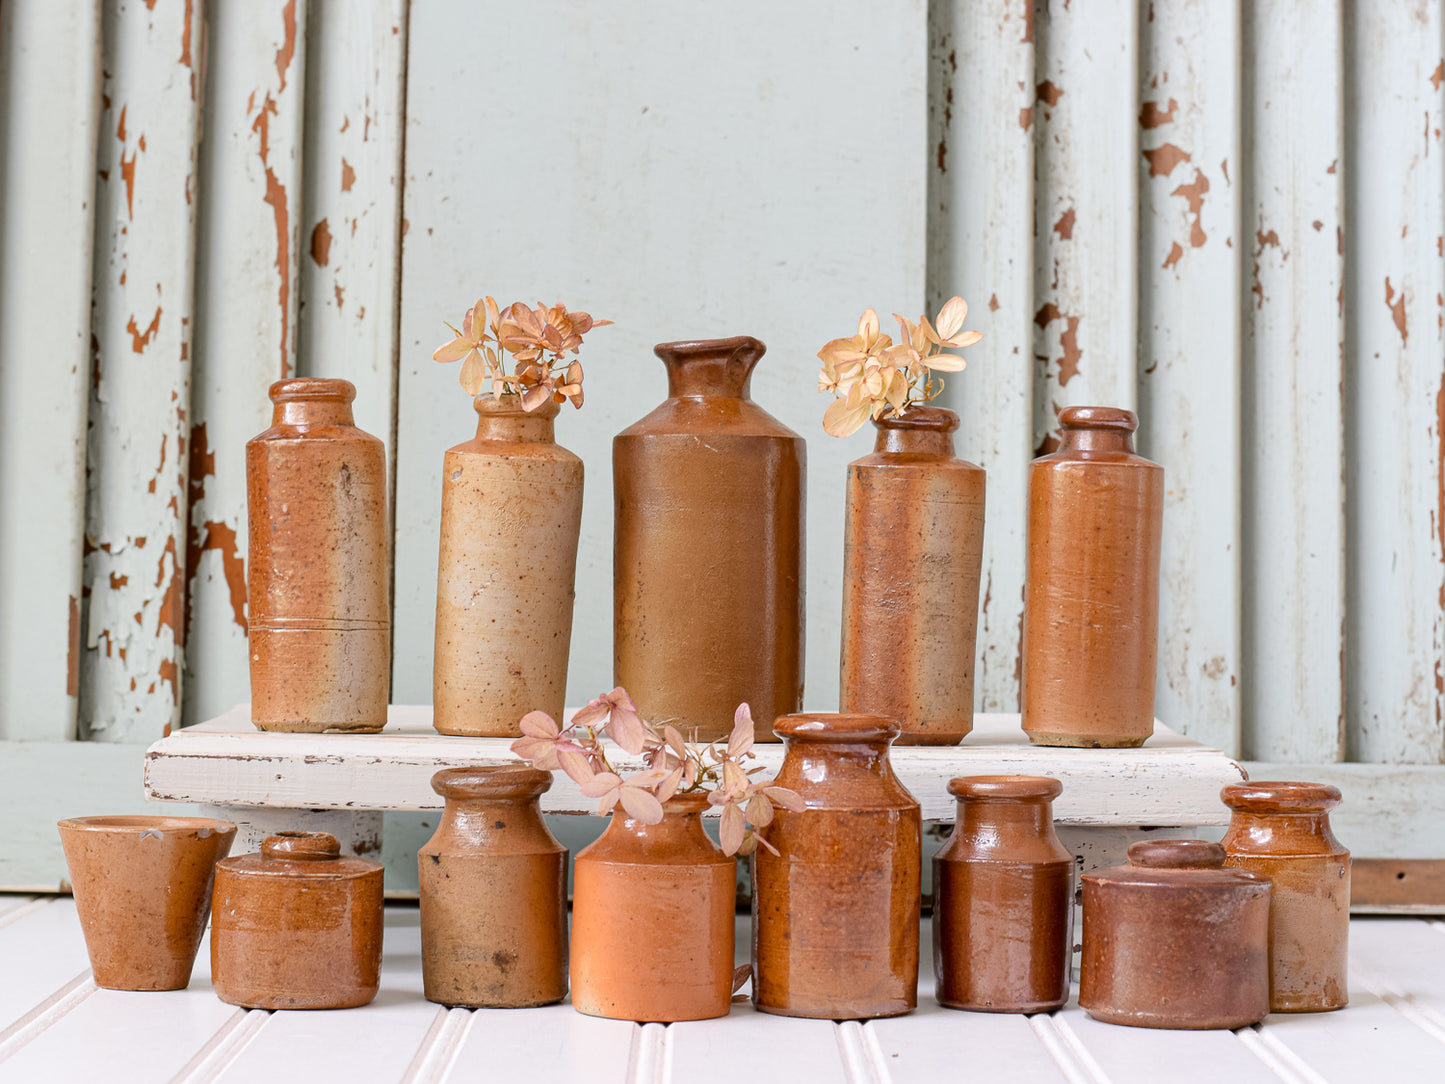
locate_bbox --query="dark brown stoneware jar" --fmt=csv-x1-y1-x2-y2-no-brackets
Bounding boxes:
1021,406,1163,748
752,713,921,1019
933,776,1071,1012
841,406,984,745
246,378,389,732
418,766,567,1008
1080,839,1270,1029
1221,781,1350,1012
211,831,384,1010
614,336,805,742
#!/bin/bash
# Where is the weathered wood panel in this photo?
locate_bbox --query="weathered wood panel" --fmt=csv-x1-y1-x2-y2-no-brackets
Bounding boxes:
0,0,103,741
80,0,206,744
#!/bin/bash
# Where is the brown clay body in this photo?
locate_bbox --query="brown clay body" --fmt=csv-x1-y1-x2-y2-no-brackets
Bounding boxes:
211,832,384,1010
1221,781,1350,1012
752,714,921,1019
57,816,236,991
933,776,1071,1012
247,378,390,733
434,396,583,736
1080,840,1270,1029
841,407,984,745
614,337,805,742
418,766,567,1008
1021,406,1163,748
570,793,735,1022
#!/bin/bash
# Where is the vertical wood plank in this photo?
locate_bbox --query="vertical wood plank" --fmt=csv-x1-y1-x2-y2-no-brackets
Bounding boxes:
0,0,103,741
1345,3,1445,765
1241,0,1346,762
185,0,307,725
80,0,206,743
1137,0,1243,752
927,0,1034,713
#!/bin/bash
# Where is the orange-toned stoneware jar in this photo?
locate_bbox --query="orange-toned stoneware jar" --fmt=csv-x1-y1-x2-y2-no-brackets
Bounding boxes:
933,776,1071,1012
1021,405,1163,748
614,336,805,742
211,831,384,1010
433,396,583,736
841,406,984,745
418,766,567,1008
570,793,735,1022
752,713,921,1019
1221,781,1351,1012
247,378,390,733
57,815,236,990
1080,840,1270,1029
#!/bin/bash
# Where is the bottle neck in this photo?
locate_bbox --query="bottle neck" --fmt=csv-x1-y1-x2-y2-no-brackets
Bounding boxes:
472,397,558,444
444,796,549,843
605,798,714,850
273,400,356,428
1059,427,1134,454
956,797,1054,843
876,426,955,457
656,336,765,399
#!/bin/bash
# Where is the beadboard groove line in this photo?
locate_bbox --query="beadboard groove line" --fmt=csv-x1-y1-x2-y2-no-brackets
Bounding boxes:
1234,1025,1331,1084
166,1007,266,1084
398,1006,470,1084
1028,1012,1112,1084
0,971,96,1065
835,1020,889,1084
1348,965,1445,1047
0,896,48,931
628,1021,671,1084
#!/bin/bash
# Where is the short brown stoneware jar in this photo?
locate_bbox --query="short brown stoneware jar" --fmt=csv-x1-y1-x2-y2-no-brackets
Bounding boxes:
933,776,1072,1013
613,336,805,742
752,713,921,1019
570,793,735,1022
1021,405,1163,748
57,816,236,990
1221,780,1351,1012
211,831,384,1010
247,378,390,733
418,765,567,1008
1080,839,1270,1030
840,406,985,745
434,396,583,737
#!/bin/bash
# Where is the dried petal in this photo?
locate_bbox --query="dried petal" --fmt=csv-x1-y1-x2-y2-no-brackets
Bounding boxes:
618,785,665,824
519,711,560,740
558,749,597,786
763,785,806,812
746,791,775,828
935,296,969,340
727,703,755,757
657,766,684,803
922,352,967,373
823,394,873,438
579,771,620,798
719,802,746,855
732,964,752,995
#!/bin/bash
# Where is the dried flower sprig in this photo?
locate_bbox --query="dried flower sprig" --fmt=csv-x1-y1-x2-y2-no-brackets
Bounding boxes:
816,296,982,437
433,297,612,411
511,687,805,856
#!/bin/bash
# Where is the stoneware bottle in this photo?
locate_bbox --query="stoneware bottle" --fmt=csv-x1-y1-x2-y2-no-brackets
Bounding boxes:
246,377,390,733
433,395,583,736
1221,781,1351,1012
933,776,1072,1013
841,406,984,745
418,765,568,1008
613,336,805,742
1080,839,1270,1029
1021,405,1163,747
211,831,384,1010
570,793,735,1022
752,713,921,1019
57,815,236,990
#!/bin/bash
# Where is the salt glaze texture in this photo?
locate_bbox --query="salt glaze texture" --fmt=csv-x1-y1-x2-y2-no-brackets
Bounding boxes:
841,406,984,745
433,396,583,736
211,831,384,1010
418,766,568,1008
571,793,735,1022
58,816,236,991
1022,405,1163,747
1221,781,1351,1012
753,713,921,1019
933,776,1071,1012
246,378,389,733
614,336,805,742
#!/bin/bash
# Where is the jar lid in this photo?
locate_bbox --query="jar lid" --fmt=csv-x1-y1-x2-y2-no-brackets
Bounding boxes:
1083,839,1269,890
431,765,553,802
217,831,382,880
1221,780,1341,814
947,775,1062,801
773,713,900,743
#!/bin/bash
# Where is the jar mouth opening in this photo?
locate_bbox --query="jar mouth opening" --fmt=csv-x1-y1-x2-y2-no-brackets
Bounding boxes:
875,405,959,434
653,335,765,364
1221,780,1342,813
473,393,561,419
774,713,900,743
947,774,1061,801
431,765,553,801
57,815,237,838
269,377,357,404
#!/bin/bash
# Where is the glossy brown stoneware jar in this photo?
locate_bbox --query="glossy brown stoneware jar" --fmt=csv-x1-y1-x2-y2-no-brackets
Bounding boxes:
1221,781,1350,1012
752,713,921,1019
614,336,805,742
433,396,583,736
1021,406,1163,748
570,793,735,1022
418,766,567,1008
841,407,984,745
246,378,389,733
211,832,384,1010
1080,840,1270,1029
933,776,1071,1012
57,816,236,991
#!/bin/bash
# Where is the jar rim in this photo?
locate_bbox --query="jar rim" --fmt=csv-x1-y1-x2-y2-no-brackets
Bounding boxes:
1059,405,1136,432
947,774,1062,801
431,764,553,801
874,405,959,434
774,713,900,743
268,377,356,404
1221,780,1342,813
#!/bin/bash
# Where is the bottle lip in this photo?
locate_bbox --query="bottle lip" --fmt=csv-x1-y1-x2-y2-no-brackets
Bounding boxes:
268,377,357,404
261,831,341,861
652,335,766,364
947,774,1062,801
874,405,959,434
1128,839,1225,869
1221,780,1342,813
1059,405,1137,433
431,764,553,801
473,393,561,419
774,712,900,743
57,815,237,838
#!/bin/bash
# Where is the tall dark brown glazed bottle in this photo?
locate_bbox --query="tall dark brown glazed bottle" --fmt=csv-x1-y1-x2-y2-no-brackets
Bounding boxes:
614,336,805,742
